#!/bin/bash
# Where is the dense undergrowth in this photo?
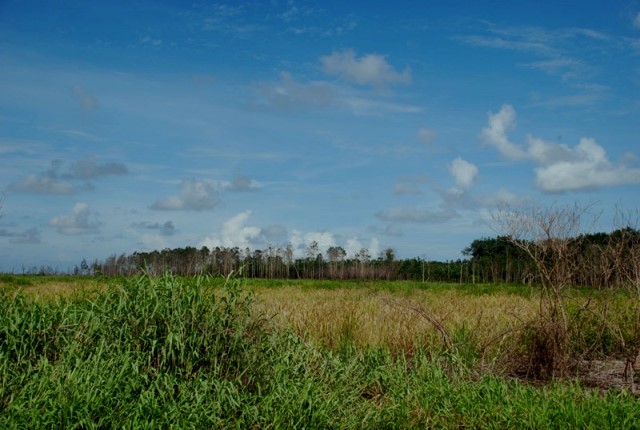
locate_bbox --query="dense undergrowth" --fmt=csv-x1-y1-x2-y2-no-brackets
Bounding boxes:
1,274,639,428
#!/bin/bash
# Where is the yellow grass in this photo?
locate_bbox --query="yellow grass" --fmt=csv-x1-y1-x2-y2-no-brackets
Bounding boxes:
2,276,539,358
0,278,106,302
253,286,538,356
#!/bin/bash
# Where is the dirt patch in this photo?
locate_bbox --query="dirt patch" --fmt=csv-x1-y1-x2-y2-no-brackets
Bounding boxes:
576,359,639,394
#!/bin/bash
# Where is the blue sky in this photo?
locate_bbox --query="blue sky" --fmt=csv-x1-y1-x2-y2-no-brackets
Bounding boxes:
1,0,640,272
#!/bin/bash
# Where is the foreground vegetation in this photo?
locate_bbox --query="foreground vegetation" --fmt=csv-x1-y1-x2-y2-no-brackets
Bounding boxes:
1,274,639,428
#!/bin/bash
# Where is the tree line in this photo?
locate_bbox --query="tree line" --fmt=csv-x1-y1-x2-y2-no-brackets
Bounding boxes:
72,227,640,288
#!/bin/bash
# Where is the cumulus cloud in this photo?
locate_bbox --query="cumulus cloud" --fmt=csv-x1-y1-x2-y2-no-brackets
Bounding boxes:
200,211,380,259
151,179,220,211
320,49,411,87
376,207,458,223
448,157,478,190
345,237,380,259
535,138,640,192
49,203,101,235
479,104,526,159
288,230,337,256
201,210,261,249
480,104,640,192
417,128,436,145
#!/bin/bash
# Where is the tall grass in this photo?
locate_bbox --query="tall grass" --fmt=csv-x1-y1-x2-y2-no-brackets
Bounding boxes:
1,274,639,428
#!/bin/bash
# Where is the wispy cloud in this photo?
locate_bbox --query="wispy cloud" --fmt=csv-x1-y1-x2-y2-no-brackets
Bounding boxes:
256,72,336,112
255,70,421,116
457,22,610,87
223,174,261,192
66,156,128,179
376,206,458,223
10,160,80,195
71,85,98,112
0,227,42,244
417,127,436,145
9,157,128,195
131,221,176,236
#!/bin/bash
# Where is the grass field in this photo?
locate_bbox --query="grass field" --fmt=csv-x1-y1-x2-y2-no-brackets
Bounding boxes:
1,274,639,428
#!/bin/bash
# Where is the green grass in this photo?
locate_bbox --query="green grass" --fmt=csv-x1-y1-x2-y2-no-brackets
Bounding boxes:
1,274,638,428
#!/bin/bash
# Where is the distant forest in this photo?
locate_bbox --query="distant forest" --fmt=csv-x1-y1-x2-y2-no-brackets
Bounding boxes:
65,227,640,289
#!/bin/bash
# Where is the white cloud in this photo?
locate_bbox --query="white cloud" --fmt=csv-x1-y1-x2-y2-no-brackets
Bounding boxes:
151,179,220,211
320,49,411,87
481,105,640,192
345,237,380,259
479,104,526,159
49,203,101,235
535,138,640,192
303,231,336,252
201,210,261,249
289,229,336,256
634,12,640,29
417,127,436,145
200,212,380,259
448,157,478,190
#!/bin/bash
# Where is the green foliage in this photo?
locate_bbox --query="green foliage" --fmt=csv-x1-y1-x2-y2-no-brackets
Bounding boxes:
1,275,639,428
0,275,33,287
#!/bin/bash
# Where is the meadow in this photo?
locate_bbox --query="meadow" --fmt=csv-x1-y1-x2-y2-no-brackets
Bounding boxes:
1,273,639,428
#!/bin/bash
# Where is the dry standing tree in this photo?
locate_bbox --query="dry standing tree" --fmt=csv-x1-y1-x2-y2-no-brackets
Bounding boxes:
610,210,640,392
492,202,595,379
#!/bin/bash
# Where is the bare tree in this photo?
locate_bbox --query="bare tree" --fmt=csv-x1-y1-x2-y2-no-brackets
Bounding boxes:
610,209,640,392
492,202,596,378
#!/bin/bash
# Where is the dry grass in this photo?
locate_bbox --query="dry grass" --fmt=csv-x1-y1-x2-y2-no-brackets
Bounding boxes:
253,286,538,357
0,277,106,301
